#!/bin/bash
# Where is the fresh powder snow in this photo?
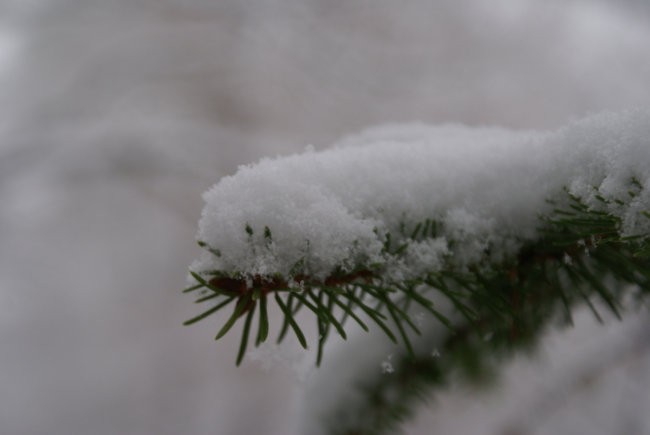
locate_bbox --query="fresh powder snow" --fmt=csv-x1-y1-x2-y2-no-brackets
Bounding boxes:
192,109,650,283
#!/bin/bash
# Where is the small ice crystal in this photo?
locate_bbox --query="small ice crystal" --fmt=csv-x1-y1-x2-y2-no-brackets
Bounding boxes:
381,354,394,374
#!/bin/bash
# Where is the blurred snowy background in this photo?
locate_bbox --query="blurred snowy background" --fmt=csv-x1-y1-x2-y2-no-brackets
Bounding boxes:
1,0,650,434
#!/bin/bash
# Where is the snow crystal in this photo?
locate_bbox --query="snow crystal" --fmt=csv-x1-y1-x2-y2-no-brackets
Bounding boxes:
381,354,394,374
194,109,650,282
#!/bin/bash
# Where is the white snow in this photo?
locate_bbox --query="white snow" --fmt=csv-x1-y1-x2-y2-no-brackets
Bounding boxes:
194,109,650,282
192,109,650,435
380,354,394,374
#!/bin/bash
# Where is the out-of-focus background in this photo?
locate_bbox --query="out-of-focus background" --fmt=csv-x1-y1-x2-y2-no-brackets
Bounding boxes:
1,1,650,434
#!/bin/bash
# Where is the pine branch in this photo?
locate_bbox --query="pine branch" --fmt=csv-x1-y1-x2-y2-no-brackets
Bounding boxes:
186,181,649,434
182,111,650,434
185,183,649,365
316,190,650,435
185,186,650,435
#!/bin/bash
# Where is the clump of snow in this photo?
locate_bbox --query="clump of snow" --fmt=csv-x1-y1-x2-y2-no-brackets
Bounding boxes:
194,109,650,282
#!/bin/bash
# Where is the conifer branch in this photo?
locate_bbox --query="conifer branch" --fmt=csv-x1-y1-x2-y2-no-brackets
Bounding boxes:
312,184,650,435
182,111,650,434
184,181,649,365
184,179,649,433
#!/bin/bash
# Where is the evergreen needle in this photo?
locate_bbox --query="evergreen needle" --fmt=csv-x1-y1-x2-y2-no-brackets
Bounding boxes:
256,295,269,345
216,296,252,340
189,271,221,294
236,303,256,366
331,290,369,332
182,282,203,293
275,293,308,349
183,297,235,326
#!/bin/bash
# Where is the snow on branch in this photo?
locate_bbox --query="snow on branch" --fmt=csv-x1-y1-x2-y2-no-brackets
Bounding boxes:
184,109,650,371
194,110,649,280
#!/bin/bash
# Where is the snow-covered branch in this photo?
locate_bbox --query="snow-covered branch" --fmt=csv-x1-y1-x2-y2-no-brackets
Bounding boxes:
184,109,650,433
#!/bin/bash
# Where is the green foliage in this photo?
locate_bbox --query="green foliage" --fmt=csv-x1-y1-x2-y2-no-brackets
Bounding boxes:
184,184,650,375
183,179,649,434
321,184,650,435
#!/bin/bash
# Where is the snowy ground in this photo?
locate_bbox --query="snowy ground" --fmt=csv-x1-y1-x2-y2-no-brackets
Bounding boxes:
1,1,649,434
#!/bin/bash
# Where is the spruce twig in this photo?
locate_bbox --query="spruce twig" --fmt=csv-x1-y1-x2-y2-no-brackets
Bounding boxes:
183,179,650,432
